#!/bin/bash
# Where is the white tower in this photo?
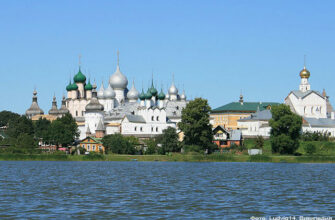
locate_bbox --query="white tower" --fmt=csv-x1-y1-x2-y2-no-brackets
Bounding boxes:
299,66,311,92
85,84,104,134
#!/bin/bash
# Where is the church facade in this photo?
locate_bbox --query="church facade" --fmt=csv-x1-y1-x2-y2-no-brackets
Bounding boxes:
238,65,335,138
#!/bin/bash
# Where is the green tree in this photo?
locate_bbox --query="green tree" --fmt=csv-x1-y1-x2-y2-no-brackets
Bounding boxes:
269,104,302,154
178,98,213,152
254,136,264,149
157,127,180,154
34,118,51,142
6,116,34,139
49,113,79,147
102,134,136,154
144,138,158,155
15,133,36,149
0,110,20,127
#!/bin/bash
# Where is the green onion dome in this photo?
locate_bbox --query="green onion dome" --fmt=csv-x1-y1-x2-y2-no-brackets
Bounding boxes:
139,89,146,100
71,82,78,90
157,89,166,100
73,67,86,83
66,80,73,91
149,82,158,96
85,79,93,90
145,88,152,99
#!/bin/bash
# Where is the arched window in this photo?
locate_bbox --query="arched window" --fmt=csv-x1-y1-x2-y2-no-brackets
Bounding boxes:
93,145,96,151
87,145,90,151
152,116,154,121
151,127,153,132
156,116,159,121
156,127,158,132
140,127,143,132
134,127,137,131
76,111,78,116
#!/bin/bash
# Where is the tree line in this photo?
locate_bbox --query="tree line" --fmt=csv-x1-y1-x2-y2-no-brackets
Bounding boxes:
0,111,78,153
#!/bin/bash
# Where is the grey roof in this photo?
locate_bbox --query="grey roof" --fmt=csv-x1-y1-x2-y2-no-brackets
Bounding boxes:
229,130,242,141
85,89,104,112
303,117,335,128
124,115,146,123
48,96,59,115
238,110,272,122
105,102,140,119
290,90,324,99
26,90,44,116
59,96,69,114
96,120,105,131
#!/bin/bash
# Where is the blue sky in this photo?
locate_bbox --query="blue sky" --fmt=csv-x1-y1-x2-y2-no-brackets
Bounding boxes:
1,0,335,114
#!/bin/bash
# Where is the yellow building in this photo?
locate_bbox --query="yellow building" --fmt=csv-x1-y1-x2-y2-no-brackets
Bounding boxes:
211,95,279,130
80,137,105,153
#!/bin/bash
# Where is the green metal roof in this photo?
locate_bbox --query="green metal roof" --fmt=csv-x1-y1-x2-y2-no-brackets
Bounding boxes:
212,102,280,113
81,136,103,144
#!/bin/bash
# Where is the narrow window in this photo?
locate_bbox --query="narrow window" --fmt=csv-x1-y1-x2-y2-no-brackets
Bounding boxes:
156,127,158,132
156,116,159,121
76,111,78,116
152,116,154,121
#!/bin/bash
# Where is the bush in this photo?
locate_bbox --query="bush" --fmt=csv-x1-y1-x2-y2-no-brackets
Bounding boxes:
84,152,105,160
144,139,158,155
304,143,316,155
183,145,202,153
301,131,330,141
238,144,246,152
254,136,264,149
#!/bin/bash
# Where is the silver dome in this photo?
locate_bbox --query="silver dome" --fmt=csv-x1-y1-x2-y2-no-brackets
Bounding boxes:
109,65,128,90
127,81,139,100
104,83,116,99
168,82,178,95
180,90,186,101
97,82,105,99
165,93,170,100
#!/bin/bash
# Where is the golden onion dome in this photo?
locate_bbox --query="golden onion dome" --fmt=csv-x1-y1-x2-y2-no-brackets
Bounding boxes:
299,67,310,79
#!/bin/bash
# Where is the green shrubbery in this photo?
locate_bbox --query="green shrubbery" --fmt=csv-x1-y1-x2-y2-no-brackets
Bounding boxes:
304,143,316,155
301,131,331,142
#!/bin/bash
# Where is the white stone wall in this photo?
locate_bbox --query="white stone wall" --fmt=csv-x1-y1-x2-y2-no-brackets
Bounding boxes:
286,92,327,119
238,120,271,137
67,99,89,117
85,112,104,134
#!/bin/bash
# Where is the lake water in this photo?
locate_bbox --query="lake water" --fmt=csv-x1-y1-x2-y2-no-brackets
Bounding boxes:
0,161,334,219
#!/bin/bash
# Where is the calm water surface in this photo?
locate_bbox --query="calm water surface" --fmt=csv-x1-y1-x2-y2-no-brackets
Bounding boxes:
0,161,334,219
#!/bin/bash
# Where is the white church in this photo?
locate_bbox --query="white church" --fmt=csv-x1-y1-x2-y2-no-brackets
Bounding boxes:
238,64,335,137
26,52,188,140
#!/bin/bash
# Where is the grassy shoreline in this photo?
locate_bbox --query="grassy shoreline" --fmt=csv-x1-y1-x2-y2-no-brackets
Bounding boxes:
1,153,335,163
